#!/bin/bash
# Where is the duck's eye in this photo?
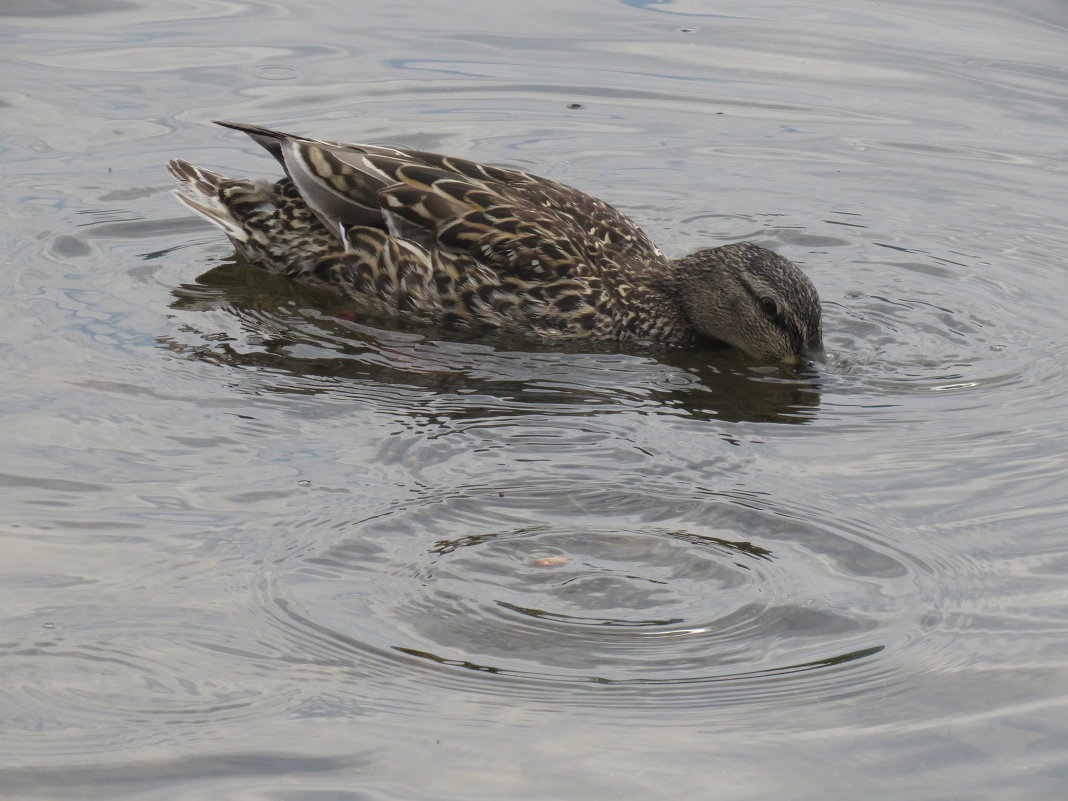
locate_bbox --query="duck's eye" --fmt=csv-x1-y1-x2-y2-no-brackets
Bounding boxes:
759,297,779,317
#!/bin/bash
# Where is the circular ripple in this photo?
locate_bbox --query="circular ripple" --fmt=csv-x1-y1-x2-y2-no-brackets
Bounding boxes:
262,487,928,715
819,241,1040,397
244,63,302,81
0,605,294,758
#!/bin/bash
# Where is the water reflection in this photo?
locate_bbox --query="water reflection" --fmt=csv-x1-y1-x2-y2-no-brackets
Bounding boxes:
163,259,823,424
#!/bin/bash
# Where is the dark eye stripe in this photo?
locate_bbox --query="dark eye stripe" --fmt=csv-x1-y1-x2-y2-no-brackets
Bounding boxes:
737,277,803,353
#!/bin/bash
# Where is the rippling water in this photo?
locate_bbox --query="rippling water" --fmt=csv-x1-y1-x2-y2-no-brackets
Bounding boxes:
4,0,1068,798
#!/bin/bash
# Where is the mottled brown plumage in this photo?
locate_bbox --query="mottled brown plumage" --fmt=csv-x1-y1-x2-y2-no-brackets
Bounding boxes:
169,121,823,362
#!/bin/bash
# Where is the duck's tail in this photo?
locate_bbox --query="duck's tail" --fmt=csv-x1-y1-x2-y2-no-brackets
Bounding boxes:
167,159,273,244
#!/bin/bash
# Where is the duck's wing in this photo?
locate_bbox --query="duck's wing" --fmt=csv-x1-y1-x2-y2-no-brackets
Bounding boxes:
214,121,667,283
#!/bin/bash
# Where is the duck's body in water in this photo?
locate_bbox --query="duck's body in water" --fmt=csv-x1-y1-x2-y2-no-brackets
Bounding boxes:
169,121,823,363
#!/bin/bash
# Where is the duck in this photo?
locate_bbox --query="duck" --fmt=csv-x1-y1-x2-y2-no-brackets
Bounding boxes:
168,121,823,363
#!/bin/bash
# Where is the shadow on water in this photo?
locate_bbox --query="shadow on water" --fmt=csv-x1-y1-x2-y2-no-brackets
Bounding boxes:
161,258,823,424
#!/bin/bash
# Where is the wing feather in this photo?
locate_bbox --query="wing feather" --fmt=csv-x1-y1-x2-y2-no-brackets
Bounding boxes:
216,121,665,285
204,122,677,340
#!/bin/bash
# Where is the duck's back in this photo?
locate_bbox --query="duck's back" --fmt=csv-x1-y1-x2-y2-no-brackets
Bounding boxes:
169,122,689,342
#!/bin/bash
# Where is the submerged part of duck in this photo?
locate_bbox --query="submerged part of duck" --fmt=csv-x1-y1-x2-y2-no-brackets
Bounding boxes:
169,121,823,363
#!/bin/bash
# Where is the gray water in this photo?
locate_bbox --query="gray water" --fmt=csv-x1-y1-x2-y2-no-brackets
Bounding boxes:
4,1,1068,799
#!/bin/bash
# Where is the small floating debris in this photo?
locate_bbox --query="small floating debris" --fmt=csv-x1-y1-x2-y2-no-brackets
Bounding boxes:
532,556,567,568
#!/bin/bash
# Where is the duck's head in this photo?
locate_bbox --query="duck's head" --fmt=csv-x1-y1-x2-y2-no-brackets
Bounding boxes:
671,242,823,365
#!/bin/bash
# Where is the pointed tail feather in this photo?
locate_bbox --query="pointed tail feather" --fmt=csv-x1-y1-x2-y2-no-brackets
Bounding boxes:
212,120,301,165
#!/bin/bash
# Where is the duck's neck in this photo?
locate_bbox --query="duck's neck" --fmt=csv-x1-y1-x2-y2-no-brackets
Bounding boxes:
621,260,696,344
